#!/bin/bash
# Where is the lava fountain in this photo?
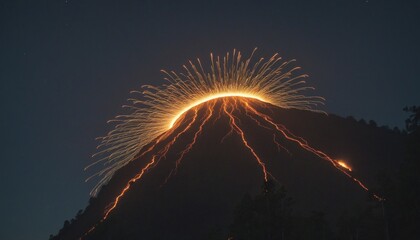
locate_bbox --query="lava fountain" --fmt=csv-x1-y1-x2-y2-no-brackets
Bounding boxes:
83,49,382,238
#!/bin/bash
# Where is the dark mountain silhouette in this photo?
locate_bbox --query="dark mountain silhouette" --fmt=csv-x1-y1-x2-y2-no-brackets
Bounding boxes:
51,98,405,240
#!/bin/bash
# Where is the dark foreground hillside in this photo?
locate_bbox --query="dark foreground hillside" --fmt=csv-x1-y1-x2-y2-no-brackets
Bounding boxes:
51,98,409,240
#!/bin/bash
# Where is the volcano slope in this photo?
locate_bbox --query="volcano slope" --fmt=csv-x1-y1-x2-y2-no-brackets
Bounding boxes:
54,97,404,240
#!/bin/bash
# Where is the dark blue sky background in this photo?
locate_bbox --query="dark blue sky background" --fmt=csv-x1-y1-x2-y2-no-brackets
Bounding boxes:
1,0,419,239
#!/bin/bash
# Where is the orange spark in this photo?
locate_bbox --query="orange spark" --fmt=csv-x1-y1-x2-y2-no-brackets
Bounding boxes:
337,160,352,171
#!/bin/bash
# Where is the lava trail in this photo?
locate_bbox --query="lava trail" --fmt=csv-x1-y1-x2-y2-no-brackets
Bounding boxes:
222,98,269,181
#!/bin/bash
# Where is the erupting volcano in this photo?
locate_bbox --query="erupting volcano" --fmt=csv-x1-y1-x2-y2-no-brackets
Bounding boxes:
53,50,400,240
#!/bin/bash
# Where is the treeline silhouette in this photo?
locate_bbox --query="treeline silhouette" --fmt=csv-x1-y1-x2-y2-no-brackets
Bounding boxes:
223,180,381,240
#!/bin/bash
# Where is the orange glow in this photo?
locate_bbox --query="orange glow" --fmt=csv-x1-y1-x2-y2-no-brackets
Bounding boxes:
337,160,352,171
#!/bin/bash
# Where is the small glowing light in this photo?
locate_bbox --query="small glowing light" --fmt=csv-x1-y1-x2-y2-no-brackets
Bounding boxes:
337,160,352,171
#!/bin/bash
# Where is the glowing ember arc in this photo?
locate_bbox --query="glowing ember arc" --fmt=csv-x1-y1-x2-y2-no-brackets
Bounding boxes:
169,92,266,129
88,49,324,196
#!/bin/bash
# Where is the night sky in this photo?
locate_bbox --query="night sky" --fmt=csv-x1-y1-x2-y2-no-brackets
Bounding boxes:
1,1,419,239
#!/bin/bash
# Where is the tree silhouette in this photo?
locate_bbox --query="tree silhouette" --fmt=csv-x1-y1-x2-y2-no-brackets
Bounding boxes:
397,106,420,238
404,106,420,133
373,106,420,239
229,180,293,240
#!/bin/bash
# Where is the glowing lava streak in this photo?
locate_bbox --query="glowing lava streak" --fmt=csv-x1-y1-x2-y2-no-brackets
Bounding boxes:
223,98,269,181
103,156,157,219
